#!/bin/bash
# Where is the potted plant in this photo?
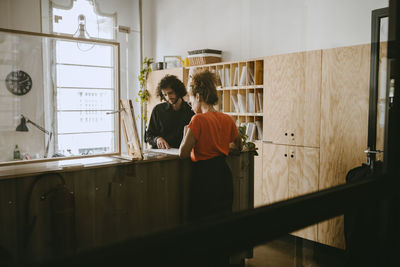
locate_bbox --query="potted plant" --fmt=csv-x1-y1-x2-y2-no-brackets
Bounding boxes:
137,57,154,122
238,125,258,155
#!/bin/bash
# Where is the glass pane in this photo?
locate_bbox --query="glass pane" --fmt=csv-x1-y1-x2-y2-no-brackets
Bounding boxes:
56,41,113,66
376,17,388,162
56,64,114,88
57,132,115,156
57,111,114,133
0,29,119,163
57,88,114,111
52,0,115,40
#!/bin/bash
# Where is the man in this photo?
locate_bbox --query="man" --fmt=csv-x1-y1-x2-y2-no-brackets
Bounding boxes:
145,75,195,149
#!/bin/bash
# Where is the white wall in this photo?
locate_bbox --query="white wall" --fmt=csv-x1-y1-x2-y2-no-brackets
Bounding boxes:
0,0,41,32
143,0,389,62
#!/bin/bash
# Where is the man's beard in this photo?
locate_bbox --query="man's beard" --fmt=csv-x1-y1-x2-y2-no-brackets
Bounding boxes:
169,98,178,105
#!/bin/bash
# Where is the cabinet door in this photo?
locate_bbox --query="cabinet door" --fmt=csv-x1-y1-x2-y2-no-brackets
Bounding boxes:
318,44,370,249
292,50,321,147
263,54,293,144
262,143,288,205
263,51,321,147
0,179,17,265
254,140,264,208
288,146,319,241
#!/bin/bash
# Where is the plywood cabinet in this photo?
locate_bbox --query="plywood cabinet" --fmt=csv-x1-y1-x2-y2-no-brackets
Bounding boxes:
288,146,319,241
259,44,370,248
262,143,319,241
262,143,319,202
263,50,321,147
318,44,370,249
253,140,264,208
262,143,289,204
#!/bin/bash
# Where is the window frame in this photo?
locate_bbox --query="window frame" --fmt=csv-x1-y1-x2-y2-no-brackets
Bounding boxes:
0,28,121,166
49,0,119,158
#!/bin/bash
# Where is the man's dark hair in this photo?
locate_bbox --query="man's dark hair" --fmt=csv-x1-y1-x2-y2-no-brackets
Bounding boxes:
157,75,187,101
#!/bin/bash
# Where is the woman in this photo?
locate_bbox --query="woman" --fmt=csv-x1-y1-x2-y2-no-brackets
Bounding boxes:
179,70,242,222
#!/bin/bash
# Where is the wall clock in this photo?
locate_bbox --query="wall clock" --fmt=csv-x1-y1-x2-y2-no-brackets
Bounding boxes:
5,70,32,96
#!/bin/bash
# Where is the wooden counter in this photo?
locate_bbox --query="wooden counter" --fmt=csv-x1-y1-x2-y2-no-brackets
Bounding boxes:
0,152,254,266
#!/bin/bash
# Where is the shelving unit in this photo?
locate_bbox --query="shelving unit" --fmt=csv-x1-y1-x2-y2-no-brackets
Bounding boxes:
187,58,264,141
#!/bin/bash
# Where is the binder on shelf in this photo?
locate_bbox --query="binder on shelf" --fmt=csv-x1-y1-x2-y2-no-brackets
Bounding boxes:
248,92,255,113
218,69,224,87
255,120,263,140
239,66,247,86
230,94,239,113
248,68,255,85
246,122,256,142
255,92,260,113
237,93,246,113
257,92,263,113
232,66,238,86
224,68,231,87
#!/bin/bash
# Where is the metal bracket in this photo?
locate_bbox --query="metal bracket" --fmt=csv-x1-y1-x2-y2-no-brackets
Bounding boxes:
364,147,384,166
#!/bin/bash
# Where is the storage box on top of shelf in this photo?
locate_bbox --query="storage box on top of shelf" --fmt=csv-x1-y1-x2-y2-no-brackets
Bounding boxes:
187,49,222,66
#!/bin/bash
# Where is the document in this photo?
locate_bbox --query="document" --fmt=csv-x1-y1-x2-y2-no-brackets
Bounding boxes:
146,148,180,156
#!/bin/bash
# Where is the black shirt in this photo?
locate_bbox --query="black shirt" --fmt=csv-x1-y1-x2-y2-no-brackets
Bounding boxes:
145,100,195,148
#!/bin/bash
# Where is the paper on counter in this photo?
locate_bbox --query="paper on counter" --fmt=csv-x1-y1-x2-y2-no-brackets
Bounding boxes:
145,148,180,156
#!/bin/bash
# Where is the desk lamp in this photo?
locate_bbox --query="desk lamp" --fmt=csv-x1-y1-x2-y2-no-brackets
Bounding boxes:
16,114,53,158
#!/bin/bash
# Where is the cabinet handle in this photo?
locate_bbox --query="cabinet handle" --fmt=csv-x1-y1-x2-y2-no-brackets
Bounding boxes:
291,133,294,137
285,133,288,136
284,154,287,157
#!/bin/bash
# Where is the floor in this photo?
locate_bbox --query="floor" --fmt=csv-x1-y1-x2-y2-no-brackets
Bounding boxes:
245,236,346,267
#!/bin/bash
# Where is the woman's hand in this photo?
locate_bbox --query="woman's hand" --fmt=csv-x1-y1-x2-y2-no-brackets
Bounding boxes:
229,134,243,154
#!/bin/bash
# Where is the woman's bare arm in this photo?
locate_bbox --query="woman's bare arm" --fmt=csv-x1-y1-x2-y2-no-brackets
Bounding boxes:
179,127,196,159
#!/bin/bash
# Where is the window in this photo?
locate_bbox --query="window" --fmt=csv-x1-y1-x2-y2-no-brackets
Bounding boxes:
51,0,118,156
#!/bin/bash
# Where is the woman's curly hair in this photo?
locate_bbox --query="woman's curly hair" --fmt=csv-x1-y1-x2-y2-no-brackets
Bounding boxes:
157,75,187,101
191,70,218,105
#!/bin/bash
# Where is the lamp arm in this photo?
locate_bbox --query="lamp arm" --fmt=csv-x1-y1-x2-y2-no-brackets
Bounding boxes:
26,119,51,136
20,115,52,158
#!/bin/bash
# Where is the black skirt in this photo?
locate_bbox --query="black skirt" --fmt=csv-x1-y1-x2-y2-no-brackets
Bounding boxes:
189,156,233,222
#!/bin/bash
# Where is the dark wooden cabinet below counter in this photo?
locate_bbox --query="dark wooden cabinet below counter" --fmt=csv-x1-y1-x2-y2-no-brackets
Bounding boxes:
0,152,254,266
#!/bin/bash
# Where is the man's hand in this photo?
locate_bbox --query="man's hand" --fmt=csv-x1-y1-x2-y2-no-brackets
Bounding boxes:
156,137,171,149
